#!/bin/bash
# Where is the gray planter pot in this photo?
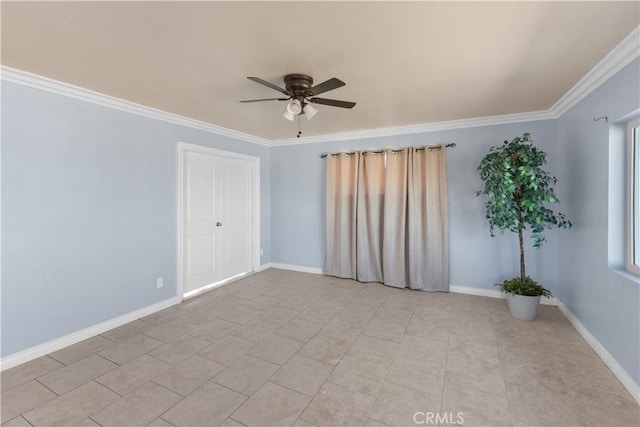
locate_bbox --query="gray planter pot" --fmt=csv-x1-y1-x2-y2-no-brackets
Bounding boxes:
505,293,541,321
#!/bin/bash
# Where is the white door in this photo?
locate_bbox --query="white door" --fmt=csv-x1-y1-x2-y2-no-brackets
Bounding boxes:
220,157,253,279
183,151,254,295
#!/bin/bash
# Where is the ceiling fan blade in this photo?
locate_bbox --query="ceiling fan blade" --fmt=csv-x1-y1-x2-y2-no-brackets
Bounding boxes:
247,77,291,96
309,97,356,109
239,98,290,103
309,78,345,96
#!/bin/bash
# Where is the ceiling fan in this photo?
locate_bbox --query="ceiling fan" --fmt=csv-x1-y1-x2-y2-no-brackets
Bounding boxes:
240,74,356,121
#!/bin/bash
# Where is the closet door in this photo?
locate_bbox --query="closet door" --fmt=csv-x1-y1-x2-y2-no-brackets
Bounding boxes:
184,151,222,293
219,157,253,279
183,150,254,295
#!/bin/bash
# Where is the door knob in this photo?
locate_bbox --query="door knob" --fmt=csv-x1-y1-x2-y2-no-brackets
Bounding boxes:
216,222,222,227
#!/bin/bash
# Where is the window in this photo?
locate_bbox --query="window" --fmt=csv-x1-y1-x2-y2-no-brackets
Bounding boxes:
628,117,640,275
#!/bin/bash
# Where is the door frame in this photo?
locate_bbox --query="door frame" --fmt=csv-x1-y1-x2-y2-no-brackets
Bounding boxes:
177,141,261,300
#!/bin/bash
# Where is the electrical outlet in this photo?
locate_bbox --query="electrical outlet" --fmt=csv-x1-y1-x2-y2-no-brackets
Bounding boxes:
156,277,163,288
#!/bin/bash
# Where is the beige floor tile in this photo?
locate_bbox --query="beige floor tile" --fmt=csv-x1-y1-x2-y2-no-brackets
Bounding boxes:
209,295,252,311
445,352,507,397
507,382,583,426
449,317,498,344
186,318,239,342
231,319,281,342
37,354,117,395
370,382,441,427
49,336,115,365
571,384,639,427
248,334,302,365
386,356,445,394
318,319,363,344
1,381,57,423
372,307,413,327
100,320,156,343
395,334,448,366
293,418,318,427
296,306,338,325
221,418,247,427
405,317,450,344
300,382,376,427
1,416,32,427
332,305,377,328
214,355,280,396
153,355,225,396
176,305,228,325
441,383,513,427
276,319,323,343
243,295,282,311
95,355,172,395
1,356,63,392
327,355,388,397
451,294,490,313
365,418,390,426
148,334,210,365
91,382,182,427
146,417,176,427
381,295,417,312
277,294,318,311
199,335,257,366
141,307,182,326
270,355,334,396
347,336,399,364
98,334,164,365
231,381,311,427
362,318,407,343
218,306,264,325
162,381,247,426
298,335,351,366
257,306,300,326
23,381,119,427
74,418,102,426
143,319,200,342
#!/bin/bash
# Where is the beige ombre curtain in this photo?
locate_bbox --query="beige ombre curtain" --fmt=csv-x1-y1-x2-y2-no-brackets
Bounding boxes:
323,153,359,279
407,147,449,291
324,145,449,291
382,148,410,288
356,152,386,282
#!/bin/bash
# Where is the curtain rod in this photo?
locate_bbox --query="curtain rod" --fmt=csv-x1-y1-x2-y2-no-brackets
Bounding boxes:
320,143,456,158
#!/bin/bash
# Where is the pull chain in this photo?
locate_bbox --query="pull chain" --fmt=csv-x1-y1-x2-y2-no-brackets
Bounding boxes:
297,114,302,138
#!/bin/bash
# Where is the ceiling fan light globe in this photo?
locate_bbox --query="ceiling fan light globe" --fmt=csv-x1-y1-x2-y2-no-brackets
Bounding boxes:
304,104,318,120
282,110,295,121
286,99,302,115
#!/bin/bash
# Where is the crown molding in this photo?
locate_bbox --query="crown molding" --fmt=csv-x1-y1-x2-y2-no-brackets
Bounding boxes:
0,66,271,147
549,25,640,118
2,26,638,148
273,110,554,146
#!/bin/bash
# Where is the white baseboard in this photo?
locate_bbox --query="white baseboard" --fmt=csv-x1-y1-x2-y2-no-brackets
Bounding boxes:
0,296,181,371
556,300,640,404
449,284,558,306
264,265,557,306
258,262,274,272
270,263,324,275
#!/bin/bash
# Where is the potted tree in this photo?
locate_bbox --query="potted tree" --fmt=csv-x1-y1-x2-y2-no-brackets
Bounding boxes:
476,133,571,320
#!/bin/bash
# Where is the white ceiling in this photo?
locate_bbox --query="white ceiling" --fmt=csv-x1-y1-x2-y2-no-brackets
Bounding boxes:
2,1,638,140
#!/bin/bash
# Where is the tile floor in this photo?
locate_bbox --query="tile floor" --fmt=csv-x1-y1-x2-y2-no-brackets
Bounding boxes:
1,269,638,427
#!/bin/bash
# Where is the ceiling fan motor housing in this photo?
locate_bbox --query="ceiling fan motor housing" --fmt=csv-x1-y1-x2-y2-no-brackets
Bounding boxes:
284,74,314,99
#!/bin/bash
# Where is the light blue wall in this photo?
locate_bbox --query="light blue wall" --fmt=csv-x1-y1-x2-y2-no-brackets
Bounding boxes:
557,59,640,384
1,82,271,357
271,120,561,292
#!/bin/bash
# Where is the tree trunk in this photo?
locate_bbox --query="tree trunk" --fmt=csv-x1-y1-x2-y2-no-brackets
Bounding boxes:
511,152,526,283
517,213,526,283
